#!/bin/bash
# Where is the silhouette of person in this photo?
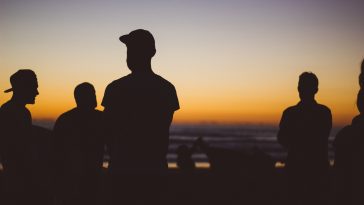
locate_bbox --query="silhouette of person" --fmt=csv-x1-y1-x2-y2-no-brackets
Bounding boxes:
102,29,179,204
196,137,276,205
277,72,332,205
0,69,39,205
53,82,104,205
196,137,247,173
176,141,198,172
360,59,364,88
334,60,364,205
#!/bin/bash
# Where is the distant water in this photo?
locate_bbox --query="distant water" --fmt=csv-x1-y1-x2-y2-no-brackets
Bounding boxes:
168,124,339,164
32,120,339,164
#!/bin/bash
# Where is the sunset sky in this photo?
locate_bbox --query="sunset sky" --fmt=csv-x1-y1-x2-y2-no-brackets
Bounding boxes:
1,0,363,126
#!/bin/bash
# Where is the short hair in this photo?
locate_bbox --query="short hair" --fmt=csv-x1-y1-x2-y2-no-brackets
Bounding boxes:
298,72,319,91
357,89,364,113
74,82,95,106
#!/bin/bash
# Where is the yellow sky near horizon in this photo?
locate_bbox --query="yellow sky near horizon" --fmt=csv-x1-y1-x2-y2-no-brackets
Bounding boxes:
1,0,363,126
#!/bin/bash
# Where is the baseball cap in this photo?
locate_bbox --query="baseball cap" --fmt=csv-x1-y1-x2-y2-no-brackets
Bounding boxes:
4,69,38,93
119,29,156,51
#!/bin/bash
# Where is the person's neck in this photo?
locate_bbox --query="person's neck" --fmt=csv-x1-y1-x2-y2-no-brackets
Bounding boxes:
10,95,26,107
131,62,154,75
300,98,316,105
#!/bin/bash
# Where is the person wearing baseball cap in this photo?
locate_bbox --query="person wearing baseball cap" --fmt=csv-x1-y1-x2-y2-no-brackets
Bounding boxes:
0,69,39,204
118,29,157,74
3,69,39,103
102,29,179,204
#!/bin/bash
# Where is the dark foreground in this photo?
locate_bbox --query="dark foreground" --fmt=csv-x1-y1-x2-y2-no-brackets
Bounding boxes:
0,167,336,205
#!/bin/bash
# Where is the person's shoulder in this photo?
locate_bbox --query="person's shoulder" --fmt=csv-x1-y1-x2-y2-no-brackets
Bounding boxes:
105,75,132,90
154,74,176,89
283,104,299,115
0,101,14,112
0,101,13,119
334,125,353,148
56,108,77,122
94,109,103,114
93,109,103,117
316,103,332,115
316,103,331,111
0,101,30,117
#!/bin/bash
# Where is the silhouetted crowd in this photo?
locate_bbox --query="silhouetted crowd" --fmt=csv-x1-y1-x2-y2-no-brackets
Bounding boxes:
0,29,363,205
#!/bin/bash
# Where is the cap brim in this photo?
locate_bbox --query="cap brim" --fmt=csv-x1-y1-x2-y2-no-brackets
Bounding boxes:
119,35,129,44
4,88,13,93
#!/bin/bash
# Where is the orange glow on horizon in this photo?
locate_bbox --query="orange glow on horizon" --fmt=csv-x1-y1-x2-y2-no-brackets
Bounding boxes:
1,0,363,128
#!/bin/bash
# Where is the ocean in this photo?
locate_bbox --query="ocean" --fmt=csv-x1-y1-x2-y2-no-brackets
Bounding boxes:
168,123,339,167
31,120,340,169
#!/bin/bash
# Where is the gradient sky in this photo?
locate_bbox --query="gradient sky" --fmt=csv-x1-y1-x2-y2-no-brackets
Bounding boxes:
1,0,363,126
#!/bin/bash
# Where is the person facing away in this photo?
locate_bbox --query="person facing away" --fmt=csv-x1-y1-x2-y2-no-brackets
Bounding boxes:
0,69,39,204
102,29,179,205
53,82,104,205
176,140,199,172
277,72,332,204
334,69,364,205
102,29,179,174
359,58,364,88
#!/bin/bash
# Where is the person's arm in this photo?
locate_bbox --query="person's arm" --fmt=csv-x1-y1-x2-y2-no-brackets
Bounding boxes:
326,109,333,139
277,110,290,149
101,84,113,162
52,116,66,169
316,108,333,151
323,108,333,154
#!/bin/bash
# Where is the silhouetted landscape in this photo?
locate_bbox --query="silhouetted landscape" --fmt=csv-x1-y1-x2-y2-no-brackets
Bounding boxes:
26,120,343,165
1,1,364,202
0,121,342,205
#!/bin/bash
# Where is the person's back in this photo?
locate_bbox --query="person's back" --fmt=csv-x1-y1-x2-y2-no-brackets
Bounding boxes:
359,59,363,88
277,72,331,174
277,72,332,205
334,81,364,205
53,82,104,205
103,29,179,205
103,73,177,171
102,30,179,173
54,109,104,177
279,101,331,173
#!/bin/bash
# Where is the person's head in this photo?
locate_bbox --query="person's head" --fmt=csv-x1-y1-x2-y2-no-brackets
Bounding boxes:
298,72,319,102
4,69,39,104
357,89,364,114
74,82,97,110
119,29,156,72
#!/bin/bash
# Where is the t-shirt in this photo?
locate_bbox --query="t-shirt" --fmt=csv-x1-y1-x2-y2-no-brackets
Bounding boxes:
53,108,105,194
102,72,179,172
0,100,33,191
277,101,332,173
333,114,364,204
53,108,105,176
